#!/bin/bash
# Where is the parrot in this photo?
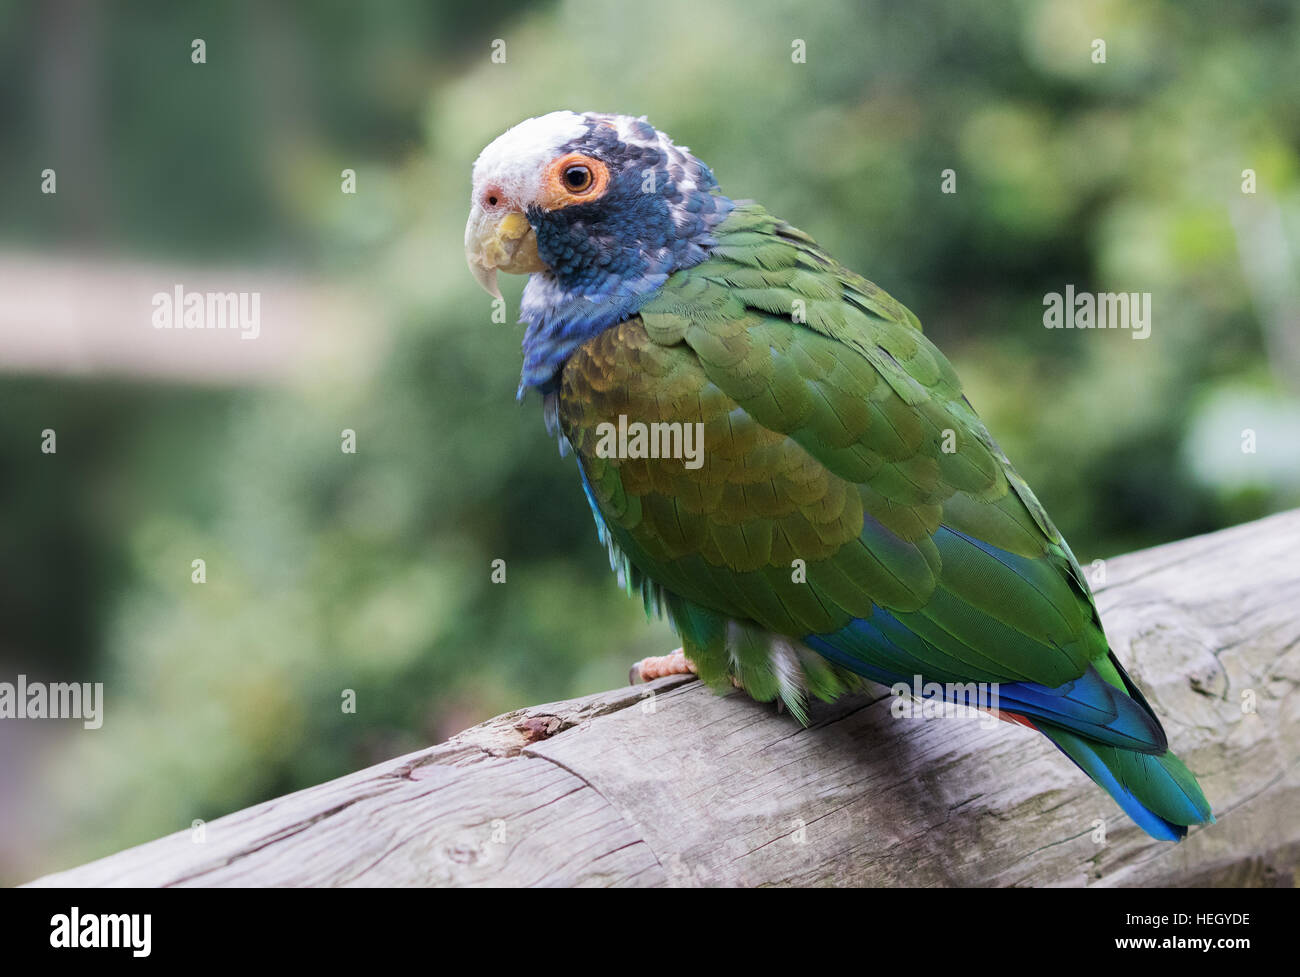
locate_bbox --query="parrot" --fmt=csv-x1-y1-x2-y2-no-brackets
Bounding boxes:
463,110,1214,841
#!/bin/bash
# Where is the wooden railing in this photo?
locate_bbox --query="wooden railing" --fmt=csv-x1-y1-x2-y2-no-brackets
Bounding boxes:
27,510,1300,887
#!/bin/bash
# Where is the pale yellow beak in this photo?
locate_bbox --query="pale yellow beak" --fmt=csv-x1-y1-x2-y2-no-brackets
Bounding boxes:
464,208,545,299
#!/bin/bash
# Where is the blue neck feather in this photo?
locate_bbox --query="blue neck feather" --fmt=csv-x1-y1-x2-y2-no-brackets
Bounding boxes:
516,125,733,396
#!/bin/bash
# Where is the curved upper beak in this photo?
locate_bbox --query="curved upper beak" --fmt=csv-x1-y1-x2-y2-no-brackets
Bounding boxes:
464,206,545,299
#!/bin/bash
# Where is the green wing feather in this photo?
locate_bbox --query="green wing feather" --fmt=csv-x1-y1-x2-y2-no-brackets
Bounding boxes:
555,203,1210,833
561,204,1102,684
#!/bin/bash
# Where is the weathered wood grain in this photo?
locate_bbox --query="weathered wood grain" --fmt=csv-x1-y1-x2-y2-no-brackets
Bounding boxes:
27,510,1300,887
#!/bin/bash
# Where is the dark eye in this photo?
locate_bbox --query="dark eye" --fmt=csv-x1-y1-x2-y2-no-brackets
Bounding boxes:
562,165,593,192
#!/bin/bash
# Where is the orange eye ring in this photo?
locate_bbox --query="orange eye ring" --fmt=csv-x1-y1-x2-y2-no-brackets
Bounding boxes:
541,153,610,208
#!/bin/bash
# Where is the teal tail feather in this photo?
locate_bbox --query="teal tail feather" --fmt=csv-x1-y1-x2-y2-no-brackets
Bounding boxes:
1037,723,1214,841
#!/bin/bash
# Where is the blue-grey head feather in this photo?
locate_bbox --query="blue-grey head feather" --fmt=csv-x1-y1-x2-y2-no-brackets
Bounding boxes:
507,113,734,395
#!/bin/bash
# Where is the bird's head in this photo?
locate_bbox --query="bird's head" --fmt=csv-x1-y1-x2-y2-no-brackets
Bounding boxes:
465,111,734,392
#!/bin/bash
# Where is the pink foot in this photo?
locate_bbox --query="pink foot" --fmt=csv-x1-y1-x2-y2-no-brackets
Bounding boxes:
630,649,697,684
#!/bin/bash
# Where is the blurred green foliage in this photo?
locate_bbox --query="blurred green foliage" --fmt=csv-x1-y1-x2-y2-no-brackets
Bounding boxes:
1,0,1298,882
